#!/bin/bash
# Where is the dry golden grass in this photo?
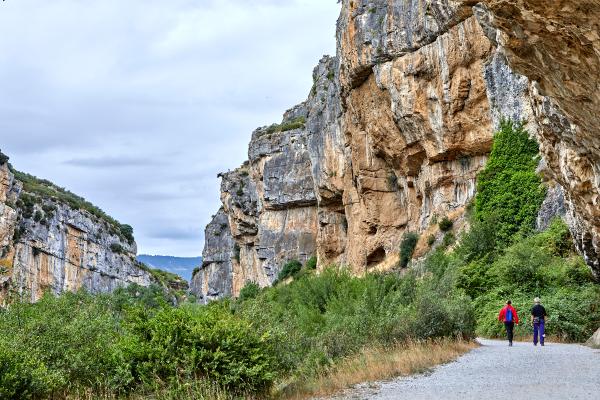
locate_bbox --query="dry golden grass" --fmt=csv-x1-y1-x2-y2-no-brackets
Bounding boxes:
282,339,478,400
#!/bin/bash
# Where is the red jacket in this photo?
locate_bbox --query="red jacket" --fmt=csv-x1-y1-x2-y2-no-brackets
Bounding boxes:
498,304,519,324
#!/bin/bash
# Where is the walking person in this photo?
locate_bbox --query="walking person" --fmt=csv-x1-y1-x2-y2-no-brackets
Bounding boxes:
498,300,519,346
531,297,548,346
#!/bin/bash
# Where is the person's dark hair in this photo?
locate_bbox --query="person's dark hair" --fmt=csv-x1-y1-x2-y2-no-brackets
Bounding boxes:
507,300,512,305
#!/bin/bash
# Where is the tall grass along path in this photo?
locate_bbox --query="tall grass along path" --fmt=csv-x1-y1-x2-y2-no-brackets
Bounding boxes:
323,339,600,400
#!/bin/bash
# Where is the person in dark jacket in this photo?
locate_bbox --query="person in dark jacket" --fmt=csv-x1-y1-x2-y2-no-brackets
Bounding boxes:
498,300,519,346
531,297,548,346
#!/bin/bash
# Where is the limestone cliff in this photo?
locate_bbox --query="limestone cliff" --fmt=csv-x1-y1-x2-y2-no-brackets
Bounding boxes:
193,0,600,301
0,155,153,303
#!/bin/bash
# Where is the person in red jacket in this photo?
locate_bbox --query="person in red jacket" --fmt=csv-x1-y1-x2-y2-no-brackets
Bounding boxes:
498,300,519,346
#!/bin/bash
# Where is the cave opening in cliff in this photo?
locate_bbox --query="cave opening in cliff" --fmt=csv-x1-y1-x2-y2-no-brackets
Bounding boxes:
366,246,386,266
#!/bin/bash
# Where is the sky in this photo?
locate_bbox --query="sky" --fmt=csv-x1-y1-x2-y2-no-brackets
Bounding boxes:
0,0,341,257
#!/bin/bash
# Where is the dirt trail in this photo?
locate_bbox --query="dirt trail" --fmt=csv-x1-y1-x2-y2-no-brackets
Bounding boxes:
325,339,600,400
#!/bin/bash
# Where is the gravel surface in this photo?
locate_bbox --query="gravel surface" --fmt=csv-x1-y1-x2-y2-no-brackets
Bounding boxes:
324,339,600,400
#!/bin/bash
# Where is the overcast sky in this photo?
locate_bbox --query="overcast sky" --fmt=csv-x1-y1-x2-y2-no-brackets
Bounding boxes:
0,0,340,257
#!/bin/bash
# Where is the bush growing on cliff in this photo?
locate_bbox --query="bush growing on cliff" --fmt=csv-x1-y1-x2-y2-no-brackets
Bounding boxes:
439,217,453,232
238,281,261,302
276,259,303,282
0,150,8,165
399,232,419,268
305,255,318,270
473,119,546,246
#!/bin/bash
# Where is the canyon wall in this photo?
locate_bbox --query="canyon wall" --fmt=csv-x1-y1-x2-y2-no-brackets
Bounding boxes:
0,158,153,303
193,0,600,301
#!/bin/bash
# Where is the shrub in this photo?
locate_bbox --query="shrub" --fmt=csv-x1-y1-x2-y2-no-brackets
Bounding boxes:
238,281,261,302
33,211,43,222
0,292,131,398
279,116,306,132
0,150,8,166
439,217,453,232
473,119,546,246
110,243,125,254
442,232,455,248
305,256,318,270
427,234,436,247
123,304,277,394
277,260,302,282
399,232,419,268
119,224,135,244
192,267,201,278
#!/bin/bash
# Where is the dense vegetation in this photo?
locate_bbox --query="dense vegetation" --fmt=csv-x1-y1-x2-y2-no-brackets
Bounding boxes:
432,120,599,341
473,119,547,246
0,149,9,166
1,120,598,399
260,116,306,137
0,265,473,399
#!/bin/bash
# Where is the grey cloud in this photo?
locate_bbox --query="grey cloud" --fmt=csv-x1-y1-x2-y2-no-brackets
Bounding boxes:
0,0,340,257
64,156,170,168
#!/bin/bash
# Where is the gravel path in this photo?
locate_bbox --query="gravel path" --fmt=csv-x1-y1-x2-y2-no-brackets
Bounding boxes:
326,339,600,400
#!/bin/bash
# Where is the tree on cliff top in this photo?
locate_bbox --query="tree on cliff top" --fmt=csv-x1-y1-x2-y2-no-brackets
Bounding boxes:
0,150,8,166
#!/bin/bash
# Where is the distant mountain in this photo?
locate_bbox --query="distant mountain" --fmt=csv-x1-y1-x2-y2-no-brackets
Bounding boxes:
136,255,202,282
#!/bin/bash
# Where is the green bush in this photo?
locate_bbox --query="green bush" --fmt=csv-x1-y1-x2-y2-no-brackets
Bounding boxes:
473,119,546,246
456,219,600,342
238,281,261,302
427,234,436,247
305,256,318,270
0,150,8,165
439,217,453,232
122,304,276,394
277,260,302,282
237,267,475,385
192,267,201,278
0,292,131,398
399,232,419,268
110,243,125,254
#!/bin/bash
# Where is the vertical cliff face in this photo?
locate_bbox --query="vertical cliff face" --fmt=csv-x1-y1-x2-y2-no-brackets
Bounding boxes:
460,0,600,276
0,158,153,303
194,0,600,301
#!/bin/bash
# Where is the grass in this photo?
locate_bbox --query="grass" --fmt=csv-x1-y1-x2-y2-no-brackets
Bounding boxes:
283,339,477,399
261,117,306,137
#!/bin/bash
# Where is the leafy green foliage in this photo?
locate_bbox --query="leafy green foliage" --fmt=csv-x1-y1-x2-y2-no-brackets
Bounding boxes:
0,150,8,166
473,119,546,246
427,235,436,247
238,281,261,302
0,289,276,398
110,243,125,254
277,260,303,282
192,266,201,278
262,116,307,136
455,219,600,342
305,256,318,270
399,232,419,268
439,217,453,232
237,268,474,385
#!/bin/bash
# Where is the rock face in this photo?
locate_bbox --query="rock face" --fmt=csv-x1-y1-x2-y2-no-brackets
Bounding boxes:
194,0,600,301
0,159,153,303
586,327,600,349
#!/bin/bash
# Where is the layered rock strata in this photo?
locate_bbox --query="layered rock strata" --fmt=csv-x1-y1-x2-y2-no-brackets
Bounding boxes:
0,160,152,303
194,0,600,301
